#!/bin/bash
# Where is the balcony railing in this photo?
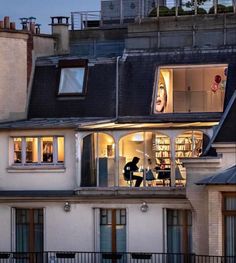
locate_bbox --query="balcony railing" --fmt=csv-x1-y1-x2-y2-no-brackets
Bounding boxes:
0,251,235,263
71,0,236,30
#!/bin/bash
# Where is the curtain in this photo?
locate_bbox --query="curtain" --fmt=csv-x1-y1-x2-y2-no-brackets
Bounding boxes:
81,134,96,186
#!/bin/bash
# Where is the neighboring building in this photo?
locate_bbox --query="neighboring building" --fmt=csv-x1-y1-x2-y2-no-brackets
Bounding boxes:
0,16,54,122
0,2,235,262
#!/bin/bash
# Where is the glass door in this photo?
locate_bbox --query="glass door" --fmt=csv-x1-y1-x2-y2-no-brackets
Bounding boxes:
15,209,44,263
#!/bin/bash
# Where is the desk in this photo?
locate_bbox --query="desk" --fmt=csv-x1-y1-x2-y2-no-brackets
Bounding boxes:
156,169,171,186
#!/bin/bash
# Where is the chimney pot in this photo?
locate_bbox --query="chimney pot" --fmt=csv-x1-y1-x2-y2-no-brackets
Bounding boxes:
4,16,10,29
20,17,29,31
0,21,4,29
10,22,16,30
30,22,35,33
35,23,41,34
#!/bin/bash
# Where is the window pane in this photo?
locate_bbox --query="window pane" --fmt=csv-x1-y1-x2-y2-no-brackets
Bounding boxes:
14,138,22,163
98,133,115,187
41,137,53,163
167,209,192,254
225,216,236,257
57,137,64,163
225,196,236,211
26,138,38,163
59,68,85,94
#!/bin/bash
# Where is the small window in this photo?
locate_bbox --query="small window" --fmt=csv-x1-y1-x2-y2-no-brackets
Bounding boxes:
58,59,88,96
12,136,64,165
59,68,85,94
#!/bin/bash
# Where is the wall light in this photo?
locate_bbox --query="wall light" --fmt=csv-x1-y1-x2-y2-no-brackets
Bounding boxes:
64,201,71,212
140,201,148,212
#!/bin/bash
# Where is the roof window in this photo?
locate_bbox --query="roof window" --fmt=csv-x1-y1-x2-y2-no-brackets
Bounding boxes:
58,59,88,96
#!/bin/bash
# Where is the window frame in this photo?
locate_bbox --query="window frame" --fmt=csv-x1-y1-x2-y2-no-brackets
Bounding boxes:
166,208,192,254
57,59,88,97
11,136,65,166
222,192,236,257
153,63,228,114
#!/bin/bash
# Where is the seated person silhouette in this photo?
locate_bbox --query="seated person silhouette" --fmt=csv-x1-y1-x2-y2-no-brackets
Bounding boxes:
123,157,143,187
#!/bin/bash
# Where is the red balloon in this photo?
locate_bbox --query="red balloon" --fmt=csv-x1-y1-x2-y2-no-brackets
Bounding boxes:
211,82,218,93
214,75,221,84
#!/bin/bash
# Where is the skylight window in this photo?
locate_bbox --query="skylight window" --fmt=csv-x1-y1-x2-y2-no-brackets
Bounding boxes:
58,59,88,96
59,68,85,94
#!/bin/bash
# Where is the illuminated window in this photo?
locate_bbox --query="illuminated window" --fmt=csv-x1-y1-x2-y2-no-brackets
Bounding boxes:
154,64,227,113
12,136,64,165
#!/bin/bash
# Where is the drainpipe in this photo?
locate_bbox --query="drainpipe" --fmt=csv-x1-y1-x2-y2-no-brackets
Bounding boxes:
115,56,121,186
116,56,121,119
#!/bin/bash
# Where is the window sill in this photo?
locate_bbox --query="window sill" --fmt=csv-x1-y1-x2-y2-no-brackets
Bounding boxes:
7,165,66,173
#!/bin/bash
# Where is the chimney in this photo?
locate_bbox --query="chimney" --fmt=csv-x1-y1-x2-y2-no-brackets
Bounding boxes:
20,17,29,31
50,16,70,55
28,16,36,33
10,22,16,30
35,23,41,34
4,16,10,29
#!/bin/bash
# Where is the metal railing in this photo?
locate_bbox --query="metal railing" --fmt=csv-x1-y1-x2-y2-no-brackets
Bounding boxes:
0,251,235,263
70,39,125,58
71,0,236,30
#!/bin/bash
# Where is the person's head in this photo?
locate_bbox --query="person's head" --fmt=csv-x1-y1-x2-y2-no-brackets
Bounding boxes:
132,157,140,164
155,83,167,112
148,158,152,165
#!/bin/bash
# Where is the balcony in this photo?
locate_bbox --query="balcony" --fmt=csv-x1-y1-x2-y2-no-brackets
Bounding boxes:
78,130,211,190
71,0,236,30
0,251,235,263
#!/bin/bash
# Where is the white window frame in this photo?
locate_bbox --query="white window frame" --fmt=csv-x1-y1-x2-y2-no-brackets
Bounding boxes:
153,63,228,114
58,67,86,95
11,136,64,166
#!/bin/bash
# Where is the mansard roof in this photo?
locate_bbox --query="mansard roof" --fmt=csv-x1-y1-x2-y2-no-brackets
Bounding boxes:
27,51,236,120
196,165,236,185
203,90,236,154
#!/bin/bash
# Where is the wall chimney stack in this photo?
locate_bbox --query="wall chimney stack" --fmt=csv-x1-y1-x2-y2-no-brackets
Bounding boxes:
4,16,10,29
10,22,16,30
50,16,70,54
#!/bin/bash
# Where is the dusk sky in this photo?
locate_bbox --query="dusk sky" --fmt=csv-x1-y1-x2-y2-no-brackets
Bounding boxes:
1,0,100,33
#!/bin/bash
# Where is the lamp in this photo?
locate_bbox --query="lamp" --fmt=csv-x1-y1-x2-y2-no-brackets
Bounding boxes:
64,201,71,212
140,201,148,212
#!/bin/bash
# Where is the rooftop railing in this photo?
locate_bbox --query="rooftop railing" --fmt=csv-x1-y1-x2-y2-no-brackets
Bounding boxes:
0,251,235,263
71,0,236,30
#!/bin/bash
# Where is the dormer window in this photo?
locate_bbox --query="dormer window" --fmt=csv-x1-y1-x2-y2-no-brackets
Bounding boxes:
58,59,88,96
153,64,227,113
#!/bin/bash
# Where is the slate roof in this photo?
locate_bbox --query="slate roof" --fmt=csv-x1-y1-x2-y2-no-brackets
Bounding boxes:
28,58,117,118
203,90,236,154
27,51,236,120
214,90,236,143
196,165,236,185
0,118,111,130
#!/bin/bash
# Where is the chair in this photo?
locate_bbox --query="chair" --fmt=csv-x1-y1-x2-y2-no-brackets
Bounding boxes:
123,172,134,186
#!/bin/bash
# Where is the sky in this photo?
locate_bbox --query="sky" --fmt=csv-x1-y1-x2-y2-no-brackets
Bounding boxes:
1,0,100,33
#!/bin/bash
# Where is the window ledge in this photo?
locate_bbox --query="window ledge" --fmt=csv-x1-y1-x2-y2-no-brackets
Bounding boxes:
7,165,66,173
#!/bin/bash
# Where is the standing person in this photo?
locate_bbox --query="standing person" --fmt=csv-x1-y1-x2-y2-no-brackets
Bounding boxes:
123,157,143,187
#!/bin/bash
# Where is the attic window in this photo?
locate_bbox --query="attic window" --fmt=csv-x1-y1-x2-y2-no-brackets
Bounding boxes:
153,64,227,113
58,59,88,96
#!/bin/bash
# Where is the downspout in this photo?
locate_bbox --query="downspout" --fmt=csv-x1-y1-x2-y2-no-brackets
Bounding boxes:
115,56,121,186
116,56,121,119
